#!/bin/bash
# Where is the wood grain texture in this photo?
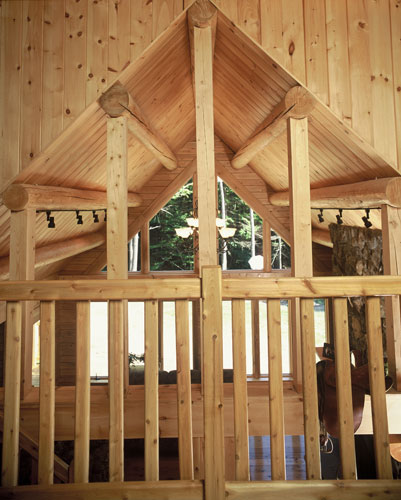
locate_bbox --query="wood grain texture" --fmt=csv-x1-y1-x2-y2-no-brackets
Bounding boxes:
38,301,56,485
300,299,320,479
195,24,217,267
232,299,250,480
106,116,128,279
145,299,159,481
381,205,401,391
108,0,130,78
64,0,87,127
74,301,91,483
86,0,108,104
267,299,286,480
251,300,261,379
41,0,64,151
390,0,401,169
130,0,152,61
333,298,356,479
202,266,225,499
366,297,393,479
108,300,125,481
1,302,22,487
175,299,194,480
304,0,329,105
0,0,22,185
20,0,44,169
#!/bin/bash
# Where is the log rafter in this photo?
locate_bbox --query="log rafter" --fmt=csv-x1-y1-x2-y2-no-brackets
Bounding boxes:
231,86,315,170
98,81,178,171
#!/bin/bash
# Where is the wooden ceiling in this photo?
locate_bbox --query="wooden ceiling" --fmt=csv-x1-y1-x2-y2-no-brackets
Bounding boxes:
0,5,398,277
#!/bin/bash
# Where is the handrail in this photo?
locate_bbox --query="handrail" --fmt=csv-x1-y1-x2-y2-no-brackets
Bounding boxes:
0,278,201,301
0,276,400,301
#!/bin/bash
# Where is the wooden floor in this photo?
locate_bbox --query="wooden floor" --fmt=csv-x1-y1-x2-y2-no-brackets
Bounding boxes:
249,436,306,480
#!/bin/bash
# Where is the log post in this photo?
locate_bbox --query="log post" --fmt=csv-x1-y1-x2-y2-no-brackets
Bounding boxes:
287,116,320,479
9,209,35,398
106,115,128,482
202,266,225,499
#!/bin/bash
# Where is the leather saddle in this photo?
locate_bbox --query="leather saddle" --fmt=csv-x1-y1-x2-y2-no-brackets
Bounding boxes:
316,345,392,441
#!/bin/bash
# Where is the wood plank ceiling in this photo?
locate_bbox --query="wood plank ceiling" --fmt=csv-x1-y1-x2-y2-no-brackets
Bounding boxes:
0,5,398,277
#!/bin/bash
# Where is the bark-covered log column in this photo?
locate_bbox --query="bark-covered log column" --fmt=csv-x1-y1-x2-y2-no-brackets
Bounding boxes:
329,224,384,364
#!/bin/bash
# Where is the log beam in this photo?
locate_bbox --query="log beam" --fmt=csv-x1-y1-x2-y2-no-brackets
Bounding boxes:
231,86,315,170
0,231,106,280
2,184,142,211
98,82,177,171
269,177,401,208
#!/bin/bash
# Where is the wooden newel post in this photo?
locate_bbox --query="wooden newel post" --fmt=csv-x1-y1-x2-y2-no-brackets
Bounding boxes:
287,116,320,479
202,266,225,499
107,115,128,482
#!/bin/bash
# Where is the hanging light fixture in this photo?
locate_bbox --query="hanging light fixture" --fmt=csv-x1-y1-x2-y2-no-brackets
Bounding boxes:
48,215,55,228
92,210,99,223
176,217,236,240
318,209,324,223
76,210,83,225
362,208,372,228
336,209,343,225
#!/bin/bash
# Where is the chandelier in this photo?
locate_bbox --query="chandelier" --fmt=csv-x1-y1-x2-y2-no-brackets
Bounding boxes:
175,216,236,239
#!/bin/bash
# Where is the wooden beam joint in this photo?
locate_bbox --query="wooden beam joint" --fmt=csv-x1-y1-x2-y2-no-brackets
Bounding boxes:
231,86,315,170
98,81,178,171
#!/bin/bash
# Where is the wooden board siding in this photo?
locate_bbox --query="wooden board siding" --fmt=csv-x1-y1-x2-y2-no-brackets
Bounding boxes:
0,0,399,190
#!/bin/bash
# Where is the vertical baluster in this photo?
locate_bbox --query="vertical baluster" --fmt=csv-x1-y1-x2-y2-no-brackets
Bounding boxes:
1,301,22,487
38,300,55,485
300,298,320,479
366,296,393,479
145,299,159,481
251,299,261,379
267,299,286,480
175,299,194,479
333,298,356,479
74,301,91,483
108,300,124,482
232,299,249,480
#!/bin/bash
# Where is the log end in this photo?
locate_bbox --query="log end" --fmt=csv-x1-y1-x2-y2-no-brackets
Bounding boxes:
188,0,217,28
98,81,129,118
2,184,29,211
386,177,401,207
285,86,316,119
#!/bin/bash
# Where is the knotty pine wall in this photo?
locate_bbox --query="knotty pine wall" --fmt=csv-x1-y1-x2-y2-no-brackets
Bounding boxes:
0,0,400,190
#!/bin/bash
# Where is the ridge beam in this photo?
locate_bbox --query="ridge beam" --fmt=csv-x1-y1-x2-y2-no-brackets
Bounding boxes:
269,177,401,208
2,183,142,211
231,86,315,170
98,81,178,171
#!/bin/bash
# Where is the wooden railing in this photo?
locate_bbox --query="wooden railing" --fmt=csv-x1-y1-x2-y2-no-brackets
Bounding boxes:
1,271,401,499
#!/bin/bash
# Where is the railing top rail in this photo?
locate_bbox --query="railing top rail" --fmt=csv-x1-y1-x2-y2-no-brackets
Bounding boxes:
0,276,400,301
222,276,401,299
0,279,201,301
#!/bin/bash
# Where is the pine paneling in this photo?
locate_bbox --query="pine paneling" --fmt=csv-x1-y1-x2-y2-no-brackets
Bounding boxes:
304,0,329,105
41,0,65,150
64,0,88,127
86,0,108,104
390,0,401,168
130,0,153,61
108,0,130,78
0,0,22,185
21,0,44,169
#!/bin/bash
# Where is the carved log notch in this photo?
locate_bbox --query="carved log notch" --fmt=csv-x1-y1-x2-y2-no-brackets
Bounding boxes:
232,86,316,170
98,81,178,171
